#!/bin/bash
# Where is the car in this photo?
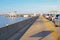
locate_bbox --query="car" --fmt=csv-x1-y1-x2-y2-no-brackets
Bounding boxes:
53,14,60,27
50,14,56,21
43,14,50,18
43,14,52,21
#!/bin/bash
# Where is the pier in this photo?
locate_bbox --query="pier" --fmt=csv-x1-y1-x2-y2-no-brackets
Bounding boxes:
0,15,60,40
20,16,59,40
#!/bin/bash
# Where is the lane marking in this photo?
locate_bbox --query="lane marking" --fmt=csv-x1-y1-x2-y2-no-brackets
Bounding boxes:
41,16,59,40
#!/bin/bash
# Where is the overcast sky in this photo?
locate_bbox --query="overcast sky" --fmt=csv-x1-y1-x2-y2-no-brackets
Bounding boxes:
0,0,60,13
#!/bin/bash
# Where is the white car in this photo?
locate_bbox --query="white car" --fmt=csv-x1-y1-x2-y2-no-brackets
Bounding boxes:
43,14,52,21
45,15,49,19
43,14,50,18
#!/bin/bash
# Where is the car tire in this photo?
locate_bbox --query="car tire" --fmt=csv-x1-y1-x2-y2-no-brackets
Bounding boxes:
55,25,58,27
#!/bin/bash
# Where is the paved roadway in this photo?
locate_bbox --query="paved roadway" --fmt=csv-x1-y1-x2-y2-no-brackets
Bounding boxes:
20,16,59,40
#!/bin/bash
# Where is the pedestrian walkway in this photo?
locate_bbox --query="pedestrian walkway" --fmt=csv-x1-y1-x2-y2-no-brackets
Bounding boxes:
20,16,59,40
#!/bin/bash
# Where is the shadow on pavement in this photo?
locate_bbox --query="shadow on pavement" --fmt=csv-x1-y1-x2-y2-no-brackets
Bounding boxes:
30,30,53,40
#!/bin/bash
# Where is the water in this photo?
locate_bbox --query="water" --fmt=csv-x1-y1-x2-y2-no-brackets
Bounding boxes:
0,16,29,28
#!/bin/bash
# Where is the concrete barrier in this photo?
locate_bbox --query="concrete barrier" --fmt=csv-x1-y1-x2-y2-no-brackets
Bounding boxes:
0,16,38,40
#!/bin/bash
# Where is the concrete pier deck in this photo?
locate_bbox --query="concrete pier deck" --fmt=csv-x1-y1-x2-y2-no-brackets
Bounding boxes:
20,16,59,40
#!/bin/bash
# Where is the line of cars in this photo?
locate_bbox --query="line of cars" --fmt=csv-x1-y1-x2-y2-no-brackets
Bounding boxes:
43,14,60,27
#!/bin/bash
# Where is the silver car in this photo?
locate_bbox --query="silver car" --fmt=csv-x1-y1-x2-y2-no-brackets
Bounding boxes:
53,14,60,27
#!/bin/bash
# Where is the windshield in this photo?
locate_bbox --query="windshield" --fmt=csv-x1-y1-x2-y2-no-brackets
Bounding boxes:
58,16,60,20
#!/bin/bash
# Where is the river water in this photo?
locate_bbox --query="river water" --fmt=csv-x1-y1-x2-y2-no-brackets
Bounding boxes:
0,16,29,28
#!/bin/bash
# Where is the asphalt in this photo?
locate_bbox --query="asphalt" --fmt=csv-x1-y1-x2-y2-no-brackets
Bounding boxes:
20,16,59,40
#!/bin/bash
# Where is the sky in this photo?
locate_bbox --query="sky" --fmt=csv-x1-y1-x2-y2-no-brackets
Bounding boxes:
0,0,60,13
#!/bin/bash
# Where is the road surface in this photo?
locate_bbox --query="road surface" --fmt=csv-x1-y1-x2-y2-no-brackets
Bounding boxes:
20,16,59,40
